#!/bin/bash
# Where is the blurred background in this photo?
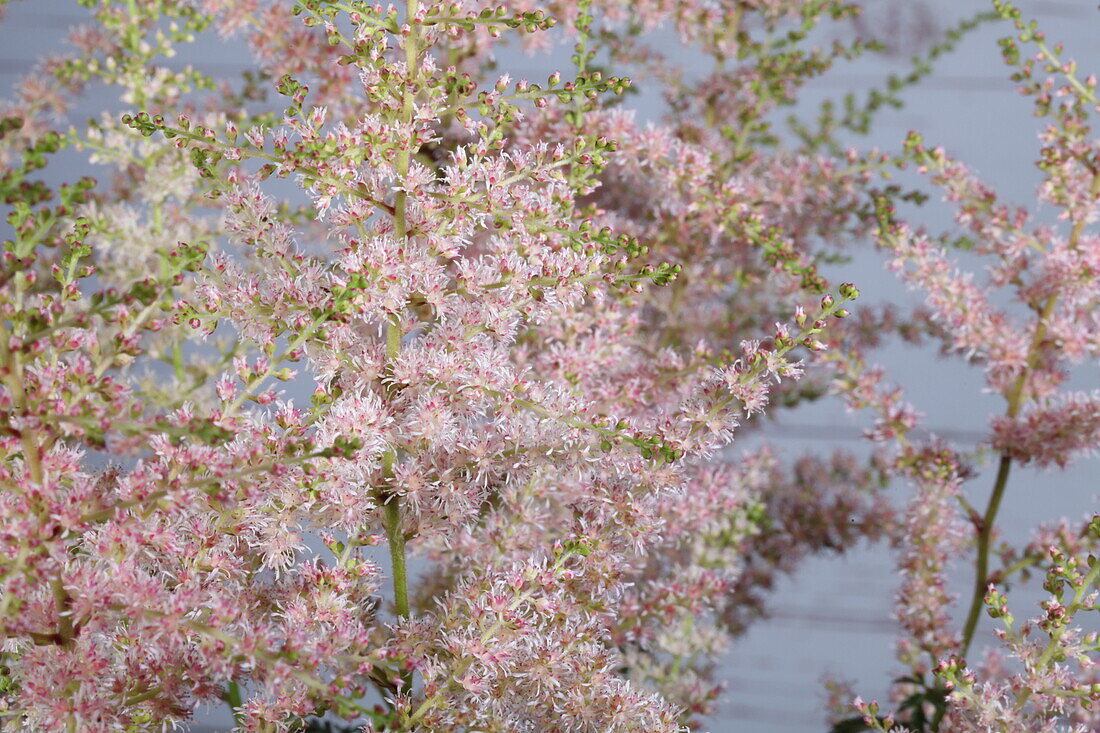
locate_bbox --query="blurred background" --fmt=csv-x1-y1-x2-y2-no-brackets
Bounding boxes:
2,1,1097,730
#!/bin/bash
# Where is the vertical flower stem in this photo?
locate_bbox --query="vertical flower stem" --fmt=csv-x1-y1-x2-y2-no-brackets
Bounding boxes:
221,680,245,727
382,0,420,629
958,169,1100,658
383,449,409,619
960,285,1056,657
959,454,1012,653
0,328,74,647
385,0,422,620
376,3,421,700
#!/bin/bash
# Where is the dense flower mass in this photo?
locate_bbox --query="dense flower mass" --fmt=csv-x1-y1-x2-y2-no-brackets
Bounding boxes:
0,0,1096,731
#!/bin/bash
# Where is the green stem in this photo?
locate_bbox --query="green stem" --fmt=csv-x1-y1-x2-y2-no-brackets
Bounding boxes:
959,454,1012,653
385,497,409,619
0,326,75,647
222,680,245,727
956,171,1100,661
376,0,420,698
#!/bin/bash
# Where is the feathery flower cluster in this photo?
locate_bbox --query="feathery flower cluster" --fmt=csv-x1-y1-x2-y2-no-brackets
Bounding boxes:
0,0,868,730
0,0,1097,731
839,3,1100,731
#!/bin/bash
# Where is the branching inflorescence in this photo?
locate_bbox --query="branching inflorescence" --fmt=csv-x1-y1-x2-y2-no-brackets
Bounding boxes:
0,1,1095,732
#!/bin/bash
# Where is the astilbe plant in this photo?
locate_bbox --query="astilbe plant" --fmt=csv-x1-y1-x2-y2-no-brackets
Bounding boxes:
0,0,1096,732
0,0,864,730
832,2,1100,732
